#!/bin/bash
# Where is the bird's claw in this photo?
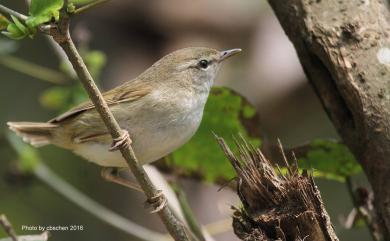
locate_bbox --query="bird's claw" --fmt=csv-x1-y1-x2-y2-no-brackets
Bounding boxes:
145,190,167,214
109,130,132,151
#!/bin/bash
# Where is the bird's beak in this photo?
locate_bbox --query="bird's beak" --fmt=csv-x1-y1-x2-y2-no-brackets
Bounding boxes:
219,48,242,62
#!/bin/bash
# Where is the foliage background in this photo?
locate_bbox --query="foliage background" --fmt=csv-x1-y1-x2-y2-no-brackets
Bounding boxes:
0,1,370,240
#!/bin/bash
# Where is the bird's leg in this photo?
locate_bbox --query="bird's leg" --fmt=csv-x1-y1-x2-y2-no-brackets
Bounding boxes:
101,167,142,192
109,129,132,151
145,190,168,213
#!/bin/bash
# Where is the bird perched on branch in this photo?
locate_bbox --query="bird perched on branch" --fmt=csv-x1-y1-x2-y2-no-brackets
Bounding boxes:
8,47,241,187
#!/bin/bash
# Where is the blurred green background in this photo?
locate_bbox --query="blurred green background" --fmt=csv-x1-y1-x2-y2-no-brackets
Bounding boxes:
0,1,371,240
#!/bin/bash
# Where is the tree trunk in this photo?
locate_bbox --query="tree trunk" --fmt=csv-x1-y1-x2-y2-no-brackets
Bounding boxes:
267,0,390,238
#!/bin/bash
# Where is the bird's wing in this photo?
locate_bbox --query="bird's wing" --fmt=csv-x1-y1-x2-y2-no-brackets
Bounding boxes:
49,82,152,123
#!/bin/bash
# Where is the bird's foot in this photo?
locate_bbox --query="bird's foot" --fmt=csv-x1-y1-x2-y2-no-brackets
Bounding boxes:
145,190,167,214
109,129,132,152
101,167,142,192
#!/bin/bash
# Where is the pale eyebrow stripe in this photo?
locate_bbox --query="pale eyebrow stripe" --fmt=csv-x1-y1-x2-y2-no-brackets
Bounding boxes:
176,57,217,71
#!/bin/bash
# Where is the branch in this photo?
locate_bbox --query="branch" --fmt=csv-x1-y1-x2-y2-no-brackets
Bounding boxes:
48,8,190,241
0,215,18,241
143,166,216,241
345,177,381,241
6,133,172,241
0,55,68,84
0,5,28,21
34,163,170,241
175,186,206,241
0,232,48,241
0,214,49,241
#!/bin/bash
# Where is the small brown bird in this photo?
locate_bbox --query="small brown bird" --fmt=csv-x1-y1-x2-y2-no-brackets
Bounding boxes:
8,47,241,169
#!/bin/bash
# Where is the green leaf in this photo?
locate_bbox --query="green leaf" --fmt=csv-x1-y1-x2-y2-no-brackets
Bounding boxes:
2,23,28,40
26,0,64,27
169,87,261,182
298,139,361,181
11,16,28,34
67,2,76,13
0,14,10,31
2,15,35,40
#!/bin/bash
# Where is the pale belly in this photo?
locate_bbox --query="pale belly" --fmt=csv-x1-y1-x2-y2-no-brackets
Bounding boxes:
73,106,204,167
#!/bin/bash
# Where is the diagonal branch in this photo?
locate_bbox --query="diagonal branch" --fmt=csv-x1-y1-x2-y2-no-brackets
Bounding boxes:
34,163,170,241
48,7,190,241
0,5,28,21
0,215,18,241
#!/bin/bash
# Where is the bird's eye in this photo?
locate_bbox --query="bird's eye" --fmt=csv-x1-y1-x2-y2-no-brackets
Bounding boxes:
198,59,209,69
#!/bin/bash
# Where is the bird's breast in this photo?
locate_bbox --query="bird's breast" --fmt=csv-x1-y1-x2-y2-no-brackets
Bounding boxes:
70,88,210,167
122,89,208,164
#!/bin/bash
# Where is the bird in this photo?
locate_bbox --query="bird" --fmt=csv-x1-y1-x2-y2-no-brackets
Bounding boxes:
7,47,241,174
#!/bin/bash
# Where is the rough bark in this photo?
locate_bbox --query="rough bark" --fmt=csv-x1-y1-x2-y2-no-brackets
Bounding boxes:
267,0,390,238
216,135,339,241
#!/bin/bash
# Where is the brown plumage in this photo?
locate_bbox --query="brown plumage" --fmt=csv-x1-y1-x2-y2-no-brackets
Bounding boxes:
7,47,241,167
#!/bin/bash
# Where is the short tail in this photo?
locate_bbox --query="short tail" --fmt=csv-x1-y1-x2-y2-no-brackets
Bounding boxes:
7,122,59,147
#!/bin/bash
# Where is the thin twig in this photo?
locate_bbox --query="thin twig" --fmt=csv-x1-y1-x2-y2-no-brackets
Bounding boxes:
0,214,18,241
44,35,77,78
175,186,206,241
0,55,67,84
6,134,169,241
345,176,381,241
73,0,109,15
162,218,233,241
0,4,28,21
34,163,170,241
49,7,190,241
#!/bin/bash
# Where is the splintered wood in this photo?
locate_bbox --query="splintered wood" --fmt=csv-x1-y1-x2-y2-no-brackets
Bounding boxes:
215,135,339,241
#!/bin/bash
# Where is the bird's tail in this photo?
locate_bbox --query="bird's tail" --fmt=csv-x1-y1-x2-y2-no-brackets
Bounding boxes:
7,122,59,147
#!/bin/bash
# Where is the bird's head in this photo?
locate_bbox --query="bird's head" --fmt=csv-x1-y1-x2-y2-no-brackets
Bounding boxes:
146,47,241,91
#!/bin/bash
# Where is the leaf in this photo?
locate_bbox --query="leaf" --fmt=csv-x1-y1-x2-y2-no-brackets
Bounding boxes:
0,14,10,31
2,16,35,40
2,23,28,40
11,16,28,34
26,0,64,27
298,139,362,181
169,87,261,182
1,16,33,40
67,2,76,13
